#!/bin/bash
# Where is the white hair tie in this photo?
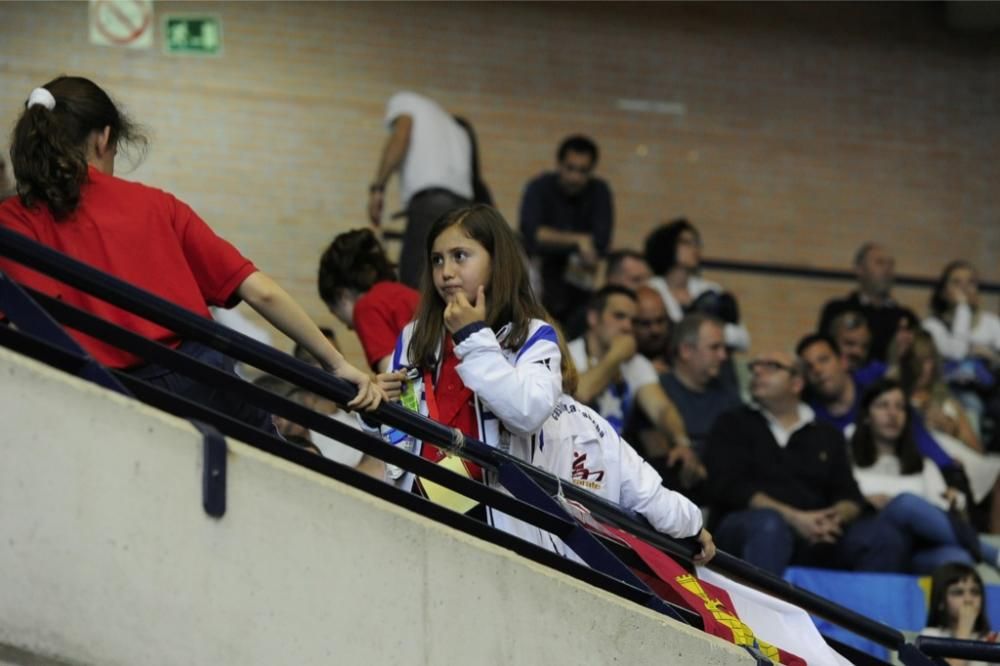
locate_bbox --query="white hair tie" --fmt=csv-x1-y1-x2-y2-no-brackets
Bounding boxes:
27,87,56,111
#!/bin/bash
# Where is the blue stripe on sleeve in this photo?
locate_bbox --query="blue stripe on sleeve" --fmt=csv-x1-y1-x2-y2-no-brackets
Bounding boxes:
515,324,558,361
392,333,404,370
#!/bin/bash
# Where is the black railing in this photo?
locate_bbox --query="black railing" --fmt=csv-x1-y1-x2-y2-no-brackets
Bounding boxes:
3,224,996,665
700,257,1000,293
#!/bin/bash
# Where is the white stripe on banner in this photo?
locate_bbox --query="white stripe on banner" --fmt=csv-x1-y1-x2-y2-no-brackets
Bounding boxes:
697,567,853,666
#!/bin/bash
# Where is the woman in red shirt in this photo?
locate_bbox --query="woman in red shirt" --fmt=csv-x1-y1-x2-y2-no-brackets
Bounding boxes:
0,76,382,424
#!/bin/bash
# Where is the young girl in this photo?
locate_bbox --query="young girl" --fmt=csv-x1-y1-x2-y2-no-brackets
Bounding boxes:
317,228,419,372
850,379,1000,573
922,562,998,666
380,204,562,542
0,77,381,424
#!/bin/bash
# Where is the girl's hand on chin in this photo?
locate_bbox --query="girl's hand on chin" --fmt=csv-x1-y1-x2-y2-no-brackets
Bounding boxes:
444,285,487,333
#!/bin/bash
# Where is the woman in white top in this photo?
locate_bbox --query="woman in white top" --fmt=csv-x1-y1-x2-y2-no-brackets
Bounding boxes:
850,379,1000,573
923,261,1000,365
897,330,1000,533
643,218,750,351
921,562,998,666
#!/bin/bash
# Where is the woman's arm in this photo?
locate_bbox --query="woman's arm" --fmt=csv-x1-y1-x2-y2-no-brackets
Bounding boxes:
236,271,382,409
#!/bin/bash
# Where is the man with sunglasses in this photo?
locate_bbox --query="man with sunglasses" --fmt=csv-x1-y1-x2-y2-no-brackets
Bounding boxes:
703,351,909,575
519,134,614,328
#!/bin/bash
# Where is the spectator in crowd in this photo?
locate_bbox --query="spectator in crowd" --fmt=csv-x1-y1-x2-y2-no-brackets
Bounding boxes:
661,314,742,453
519,135,613,329
704,351,908,575
797,333,955,471
318,228,420,372
568,285,703,487
644,218,750,352
902,331,983,451
921,563,998,661
849,379,1000,573
829,310,873,373
634,285,673,374
0,76,382,429
252,374,309,439
818,242,910,362
605,249,651,292
373,204,562,544
899,330,1000,533
924,260,1000,430
925,260,1000,366
367,92,472,288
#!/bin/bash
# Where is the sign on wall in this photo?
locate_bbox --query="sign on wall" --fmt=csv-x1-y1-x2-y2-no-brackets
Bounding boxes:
89,0,154,49
163,15,223,56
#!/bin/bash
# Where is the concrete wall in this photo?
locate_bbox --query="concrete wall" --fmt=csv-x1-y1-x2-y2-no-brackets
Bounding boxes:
0,346,752,666
1,2,997,361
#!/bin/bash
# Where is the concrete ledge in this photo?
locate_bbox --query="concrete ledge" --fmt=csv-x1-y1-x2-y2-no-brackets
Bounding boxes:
0,347,751,665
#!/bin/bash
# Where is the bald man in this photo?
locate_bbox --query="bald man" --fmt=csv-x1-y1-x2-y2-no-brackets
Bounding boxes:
703,351,908,575
634,285,672,373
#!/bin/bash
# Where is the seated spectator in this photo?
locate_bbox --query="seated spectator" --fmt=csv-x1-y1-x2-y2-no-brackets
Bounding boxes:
292,330,385,479
634,285,673,374
252,374,309,439
921,563,998,662
818,242,910,362
829,310,873,373
644,218,750,352
849,379,999,573
569,286,704,486
924,260,1000,367
924,260,1000,432
704,351,908,575
661,314,742,453
797,333,955,471
903,331,983,450
519,134,613,330
318,228,419,372
900,330,1000,533
605,249,652,292
886,307,921,367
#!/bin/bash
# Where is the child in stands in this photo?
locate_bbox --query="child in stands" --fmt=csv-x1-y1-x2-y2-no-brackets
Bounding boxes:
379,204,562,542
0,76,382,427
922,562,997,666
318,228,419,372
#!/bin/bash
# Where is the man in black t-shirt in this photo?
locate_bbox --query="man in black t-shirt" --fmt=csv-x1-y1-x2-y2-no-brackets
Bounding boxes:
519,135,614,327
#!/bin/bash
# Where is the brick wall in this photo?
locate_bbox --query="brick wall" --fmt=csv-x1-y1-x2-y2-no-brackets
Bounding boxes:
1,1,997,365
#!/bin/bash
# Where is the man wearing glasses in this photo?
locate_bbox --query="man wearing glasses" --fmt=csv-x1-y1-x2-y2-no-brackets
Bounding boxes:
519,134,614,329
702,351,908,576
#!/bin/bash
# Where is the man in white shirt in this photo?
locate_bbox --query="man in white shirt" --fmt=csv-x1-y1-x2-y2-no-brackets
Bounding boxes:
568,285,704,485
367,91,473,287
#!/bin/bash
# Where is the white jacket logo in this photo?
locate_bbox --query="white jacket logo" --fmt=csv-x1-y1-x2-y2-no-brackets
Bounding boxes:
572,451,605,489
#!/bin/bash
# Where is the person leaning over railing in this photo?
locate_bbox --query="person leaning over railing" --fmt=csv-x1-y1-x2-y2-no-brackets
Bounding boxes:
0,76,383,427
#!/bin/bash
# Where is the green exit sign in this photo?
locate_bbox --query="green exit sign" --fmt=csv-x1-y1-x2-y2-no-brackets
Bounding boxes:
164,15,222,55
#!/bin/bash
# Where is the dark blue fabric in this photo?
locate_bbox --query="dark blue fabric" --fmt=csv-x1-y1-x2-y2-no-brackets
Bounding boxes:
128,340,276,434
714,508,909,576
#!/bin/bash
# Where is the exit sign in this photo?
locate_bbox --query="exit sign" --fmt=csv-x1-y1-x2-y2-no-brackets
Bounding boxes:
164,15,222,55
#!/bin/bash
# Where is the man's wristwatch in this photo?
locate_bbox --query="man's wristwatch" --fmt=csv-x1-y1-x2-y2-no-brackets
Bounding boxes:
369,183,385,194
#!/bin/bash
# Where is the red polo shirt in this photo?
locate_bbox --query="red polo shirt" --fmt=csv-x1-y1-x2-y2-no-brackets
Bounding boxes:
0,167,256,368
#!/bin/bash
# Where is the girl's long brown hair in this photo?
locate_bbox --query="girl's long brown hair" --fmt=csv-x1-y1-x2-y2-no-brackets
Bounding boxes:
408,204,547,370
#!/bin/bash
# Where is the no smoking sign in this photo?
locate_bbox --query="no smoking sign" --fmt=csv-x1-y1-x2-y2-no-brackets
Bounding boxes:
89,0,154,49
